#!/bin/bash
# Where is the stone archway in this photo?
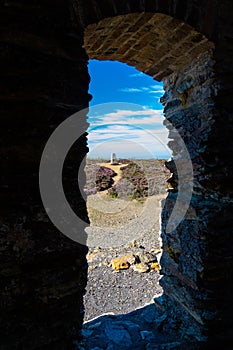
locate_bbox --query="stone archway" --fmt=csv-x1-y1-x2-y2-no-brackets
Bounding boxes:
83,11,218,343
0,1,232,349
84,12,213,81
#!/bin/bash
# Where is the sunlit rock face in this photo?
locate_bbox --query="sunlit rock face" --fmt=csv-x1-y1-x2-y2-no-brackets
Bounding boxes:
0,0,232,348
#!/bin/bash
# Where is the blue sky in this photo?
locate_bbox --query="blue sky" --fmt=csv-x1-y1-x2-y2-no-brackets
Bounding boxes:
87,60,171,159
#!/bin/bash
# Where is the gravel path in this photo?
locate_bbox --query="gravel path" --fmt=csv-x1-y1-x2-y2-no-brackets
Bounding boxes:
84,193,165,322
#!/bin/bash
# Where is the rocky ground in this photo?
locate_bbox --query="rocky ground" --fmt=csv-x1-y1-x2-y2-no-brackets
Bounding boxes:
83,159,167,322
78,160,181,349
84,241,163,322
76,303,196,350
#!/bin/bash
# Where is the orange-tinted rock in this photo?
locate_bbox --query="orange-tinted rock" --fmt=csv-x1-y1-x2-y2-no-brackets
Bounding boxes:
150,262,161,271
111,254,135,270
133,263,150,273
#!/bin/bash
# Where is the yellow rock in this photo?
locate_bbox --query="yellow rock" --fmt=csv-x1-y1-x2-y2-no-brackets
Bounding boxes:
133,262,149,273
125,254,136,265
150,262,161,271
111,254,135,270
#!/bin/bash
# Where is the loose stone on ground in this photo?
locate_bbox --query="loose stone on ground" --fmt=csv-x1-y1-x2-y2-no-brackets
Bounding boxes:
81,160,173,349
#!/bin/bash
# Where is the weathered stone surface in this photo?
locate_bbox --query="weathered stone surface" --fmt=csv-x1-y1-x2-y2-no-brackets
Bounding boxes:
84,13,214,81
104,323,132,346
136,251,157,264
110,251,160,273
133,262,150,273
0,1,90,349
79,302,200,350
1,0,233,348
160,46,233,345
150,262,161,271
111,254,135,270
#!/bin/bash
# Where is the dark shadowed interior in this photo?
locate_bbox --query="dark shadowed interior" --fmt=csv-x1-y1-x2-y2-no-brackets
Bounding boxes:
0,1,232,349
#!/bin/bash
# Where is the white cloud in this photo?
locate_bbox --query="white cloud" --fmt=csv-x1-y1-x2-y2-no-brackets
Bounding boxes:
92,108,162,117
129,72,144,78
87,106,170,159
88,140,170,159
118,84,164,95
88,130,170,159
88,125,168,142
151,84,164,90
87,122,170,156
149,89,164,95
89,108,164,127
119,87,143,93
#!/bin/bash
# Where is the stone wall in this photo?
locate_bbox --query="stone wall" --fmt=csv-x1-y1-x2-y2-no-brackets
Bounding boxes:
84,9,233,345
161,45,232,347
84,12,213,81
0,1,90,349
160,50,222,341
160,33,233,345
0,0,232,348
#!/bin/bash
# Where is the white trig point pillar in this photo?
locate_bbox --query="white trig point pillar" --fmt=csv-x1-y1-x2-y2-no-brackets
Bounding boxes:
110,152,116,164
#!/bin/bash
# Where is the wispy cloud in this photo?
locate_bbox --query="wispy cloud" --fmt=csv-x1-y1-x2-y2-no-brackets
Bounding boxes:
87,107,170,158
88,108,164,128
118,84,164,95
88,125,170,159
151,84,164,90
120,88,143,93
129,72,144,78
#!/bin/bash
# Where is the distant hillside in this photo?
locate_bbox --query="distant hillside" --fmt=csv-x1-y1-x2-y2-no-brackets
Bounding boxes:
84,159,167,199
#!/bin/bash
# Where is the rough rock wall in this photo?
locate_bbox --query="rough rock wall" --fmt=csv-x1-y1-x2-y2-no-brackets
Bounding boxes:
83,3,233,346
0,0,232,348
160,48,233,345
0,1,90,349
83,7,233,344
160,50,219,341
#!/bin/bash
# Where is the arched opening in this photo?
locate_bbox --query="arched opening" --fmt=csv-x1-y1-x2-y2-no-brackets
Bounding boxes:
83,59,170,321
81,12,217,348
1,1,232,348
